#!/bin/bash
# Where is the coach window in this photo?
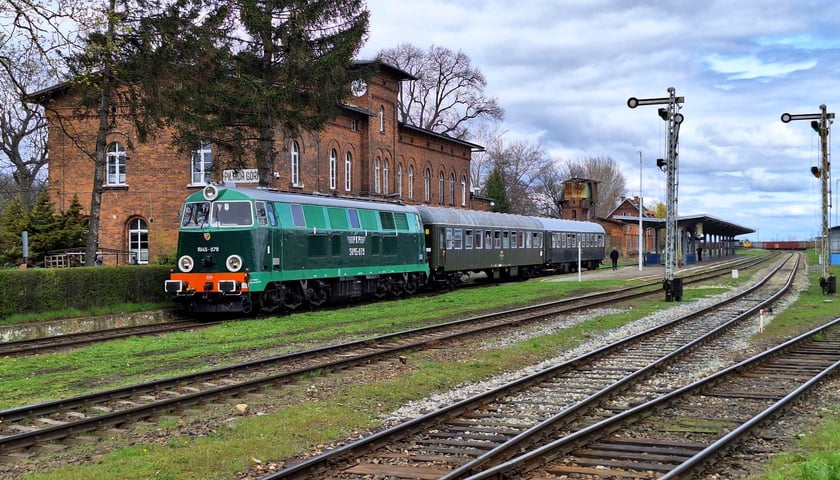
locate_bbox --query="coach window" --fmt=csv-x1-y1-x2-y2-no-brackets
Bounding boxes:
518,231,525,248
465,229,473,249
127,217,148,264
502,231,510,249
510,231,517,248
532,232,542,249
446,228,453,249
474,230,483,249
106,141,126,186
525,231,532,248
191,141,212,185
485,231,492,249
453,229,463,249
494,231,502,249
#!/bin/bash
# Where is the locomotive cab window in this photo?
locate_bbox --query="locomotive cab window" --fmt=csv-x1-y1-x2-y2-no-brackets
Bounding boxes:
212,201,253,227
181,201,210,228
348,209,361,229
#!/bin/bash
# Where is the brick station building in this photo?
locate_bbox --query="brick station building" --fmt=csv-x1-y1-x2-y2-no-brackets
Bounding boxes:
32,61,484,264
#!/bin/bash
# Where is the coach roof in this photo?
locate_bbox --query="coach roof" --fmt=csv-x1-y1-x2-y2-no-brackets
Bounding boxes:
415,206,543,230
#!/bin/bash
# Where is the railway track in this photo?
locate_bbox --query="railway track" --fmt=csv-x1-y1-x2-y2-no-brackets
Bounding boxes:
468,314,840,479
0,318,218,357
0,256,770,460
0,255,766,358
258,253,800,479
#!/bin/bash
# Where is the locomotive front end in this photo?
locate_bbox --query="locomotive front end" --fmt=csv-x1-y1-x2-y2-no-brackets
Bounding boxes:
166,186,258,313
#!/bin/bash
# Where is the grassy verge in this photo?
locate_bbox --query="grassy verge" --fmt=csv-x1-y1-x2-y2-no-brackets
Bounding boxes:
755,258,839,480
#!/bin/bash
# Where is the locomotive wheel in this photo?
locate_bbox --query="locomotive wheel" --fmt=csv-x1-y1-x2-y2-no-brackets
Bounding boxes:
403,273,418,295
305,281,328,307
283,284,303,310
261,284,281,313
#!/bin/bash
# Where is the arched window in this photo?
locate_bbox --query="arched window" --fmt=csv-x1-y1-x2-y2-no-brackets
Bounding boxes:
191,141,212,185
408,166,415,200
329,148,337,190
396,164,403,197
374,157,381,193
383,159,389,195
127,217,148,264
449,173,455,205
379,106,385,133
345,151,352,191
438,171,445,205
106,142,127,185
424,168,431,202
461,176,467,206
290,141,300,186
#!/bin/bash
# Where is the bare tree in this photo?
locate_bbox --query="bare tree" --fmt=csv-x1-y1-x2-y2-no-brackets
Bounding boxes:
377,43,504,139
485,137,552,216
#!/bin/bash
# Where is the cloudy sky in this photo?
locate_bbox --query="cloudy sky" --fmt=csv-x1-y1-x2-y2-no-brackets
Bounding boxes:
358,0,840,242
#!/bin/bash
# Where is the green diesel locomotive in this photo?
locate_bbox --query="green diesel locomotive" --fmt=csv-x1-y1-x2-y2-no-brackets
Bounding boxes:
165,185,428,313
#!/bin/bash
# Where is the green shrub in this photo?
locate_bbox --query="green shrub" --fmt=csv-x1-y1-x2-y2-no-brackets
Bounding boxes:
0,265,171,318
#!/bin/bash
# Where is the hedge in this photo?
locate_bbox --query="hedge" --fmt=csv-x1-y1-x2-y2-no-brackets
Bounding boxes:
0,265,172,318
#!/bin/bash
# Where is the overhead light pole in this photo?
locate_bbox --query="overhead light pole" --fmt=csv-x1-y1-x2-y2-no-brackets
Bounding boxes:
628,87,685,301
781,104,835,293
638,151,644,272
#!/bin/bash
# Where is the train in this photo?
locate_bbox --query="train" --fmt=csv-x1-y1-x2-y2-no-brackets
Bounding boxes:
164,185,606,314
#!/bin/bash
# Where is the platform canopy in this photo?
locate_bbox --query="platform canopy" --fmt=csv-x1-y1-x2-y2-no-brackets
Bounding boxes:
611,214,754,238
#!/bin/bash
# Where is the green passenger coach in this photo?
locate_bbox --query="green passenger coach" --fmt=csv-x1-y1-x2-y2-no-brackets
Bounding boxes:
166,186,428,313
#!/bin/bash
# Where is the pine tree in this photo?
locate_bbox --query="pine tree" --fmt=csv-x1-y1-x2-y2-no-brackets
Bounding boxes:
483,167,511,213
0,197,28,266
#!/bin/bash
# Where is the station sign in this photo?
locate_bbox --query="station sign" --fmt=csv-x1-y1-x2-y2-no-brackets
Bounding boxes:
222,168,259,183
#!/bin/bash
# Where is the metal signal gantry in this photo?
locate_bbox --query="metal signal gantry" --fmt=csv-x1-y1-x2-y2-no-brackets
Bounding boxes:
628,87,685,301
781,105,835,292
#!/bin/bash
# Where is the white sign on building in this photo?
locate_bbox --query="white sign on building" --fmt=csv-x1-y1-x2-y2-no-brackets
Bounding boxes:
222,168,260,183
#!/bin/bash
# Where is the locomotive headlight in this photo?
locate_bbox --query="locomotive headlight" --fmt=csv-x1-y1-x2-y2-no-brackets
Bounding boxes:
178,255,194,272
226,254,243,272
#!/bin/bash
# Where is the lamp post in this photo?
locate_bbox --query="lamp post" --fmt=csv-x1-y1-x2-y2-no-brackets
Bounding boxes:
638,151,644,271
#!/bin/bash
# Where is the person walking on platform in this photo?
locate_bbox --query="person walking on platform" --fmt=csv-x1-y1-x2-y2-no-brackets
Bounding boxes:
610,248,619,271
